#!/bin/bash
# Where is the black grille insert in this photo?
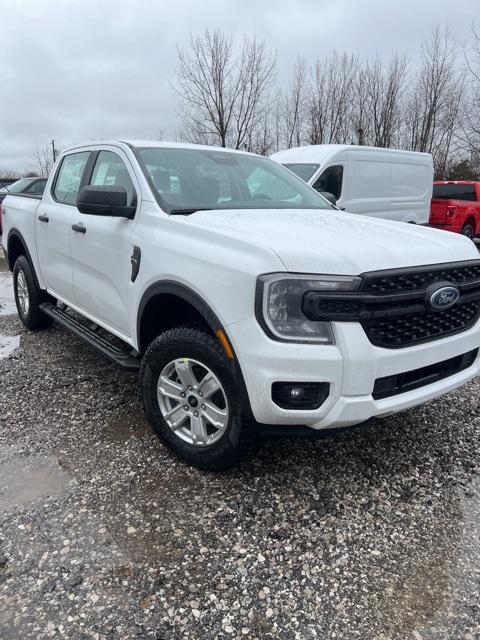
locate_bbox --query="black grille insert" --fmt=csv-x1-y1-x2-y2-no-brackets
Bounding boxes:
363,299,480,348
372,349,478,399
363,263,480,295
302,260,480,348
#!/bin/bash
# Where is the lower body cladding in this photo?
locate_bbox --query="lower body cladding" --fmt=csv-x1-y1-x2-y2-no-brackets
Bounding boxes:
226,318,480,430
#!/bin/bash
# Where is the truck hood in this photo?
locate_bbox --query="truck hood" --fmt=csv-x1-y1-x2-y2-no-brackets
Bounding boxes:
187,209,479,274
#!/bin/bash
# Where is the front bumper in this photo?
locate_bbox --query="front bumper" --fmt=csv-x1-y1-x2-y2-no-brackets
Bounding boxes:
226,317,480,429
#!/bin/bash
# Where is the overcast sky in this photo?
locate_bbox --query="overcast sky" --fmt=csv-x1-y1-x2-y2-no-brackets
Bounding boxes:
0,0,476,171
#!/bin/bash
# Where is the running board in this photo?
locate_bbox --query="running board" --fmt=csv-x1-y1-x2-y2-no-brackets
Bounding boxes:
39,302,140,371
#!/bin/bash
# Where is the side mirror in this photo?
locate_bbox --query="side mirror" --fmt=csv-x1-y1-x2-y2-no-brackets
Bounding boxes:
318,190,337,207
77,185,135,218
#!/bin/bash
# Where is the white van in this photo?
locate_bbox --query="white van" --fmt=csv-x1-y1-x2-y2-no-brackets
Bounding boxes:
271,145,433,224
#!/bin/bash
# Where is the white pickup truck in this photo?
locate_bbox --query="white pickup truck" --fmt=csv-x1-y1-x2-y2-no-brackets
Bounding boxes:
2,141,480,469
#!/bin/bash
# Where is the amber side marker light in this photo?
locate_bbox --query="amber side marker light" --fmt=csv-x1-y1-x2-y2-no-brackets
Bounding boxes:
216,329,235,360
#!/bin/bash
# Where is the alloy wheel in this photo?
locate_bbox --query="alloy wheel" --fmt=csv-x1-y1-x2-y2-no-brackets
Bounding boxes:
16,269,30,316
157,358,229,447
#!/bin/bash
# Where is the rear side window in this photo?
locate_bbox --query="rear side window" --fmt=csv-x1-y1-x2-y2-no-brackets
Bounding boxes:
90,151,136,206
53,152,90,205
313,165,343,200
432,184,477,201
24,179,47,194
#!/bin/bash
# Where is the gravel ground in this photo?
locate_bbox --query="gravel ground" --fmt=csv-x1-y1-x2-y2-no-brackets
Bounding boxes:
1,254,480,639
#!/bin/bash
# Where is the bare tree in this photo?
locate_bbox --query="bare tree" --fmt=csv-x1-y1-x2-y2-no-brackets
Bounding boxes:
365,54,408,148
30,142,57,176
174,29,275,149
308,52,359,145
282,57,308,148
462,23,480,155
408,26,462,154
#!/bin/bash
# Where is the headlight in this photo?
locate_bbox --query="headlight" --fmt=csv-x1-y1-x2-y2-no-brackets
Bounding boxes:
256,273,362,343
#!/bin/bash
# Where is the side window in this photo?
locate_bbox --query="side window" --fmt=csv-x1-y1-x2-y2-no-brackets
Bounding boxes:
90,151,136,206
53,152,90,205
25,179,47,194
313,165,343,200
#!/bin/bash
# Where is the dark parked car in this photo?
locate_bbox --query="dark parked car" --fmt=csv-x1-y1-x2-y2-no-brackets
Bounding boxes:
0,177,47,233
0,178,17,190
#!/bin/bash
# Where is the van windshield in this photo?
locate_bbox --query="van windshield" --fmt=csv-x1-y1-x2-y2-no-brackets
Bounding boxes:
283,163,320,182
135,148,331,214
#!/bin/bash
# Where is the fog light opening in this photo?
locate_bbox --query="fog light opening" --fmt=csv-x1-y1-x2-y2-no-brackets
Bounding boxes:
272,382,330,410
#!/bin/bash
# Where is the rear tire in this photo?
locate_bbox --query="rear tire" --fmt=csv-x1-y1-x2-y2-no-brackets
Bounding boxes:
461,223,475,240
140,327,255,470
13,255,53,330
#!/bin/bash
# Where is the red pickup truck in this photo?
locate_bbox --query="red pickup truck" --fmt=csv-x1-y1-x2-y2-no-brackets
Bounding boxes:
430,181,480,240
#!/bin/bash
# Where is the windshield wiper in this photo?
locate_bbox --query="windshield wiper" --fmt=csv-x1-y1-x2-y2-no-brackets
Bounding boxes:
169,208,213,215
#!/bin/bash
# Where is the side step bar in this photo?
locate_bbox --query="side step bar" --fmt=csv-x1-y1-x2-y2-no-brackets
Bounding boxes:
39,302,140,371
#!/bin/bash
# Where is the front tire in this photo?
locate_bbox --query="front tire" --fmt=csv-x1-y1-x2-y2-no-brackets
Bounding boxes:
13,255,53,330
140,327,255,470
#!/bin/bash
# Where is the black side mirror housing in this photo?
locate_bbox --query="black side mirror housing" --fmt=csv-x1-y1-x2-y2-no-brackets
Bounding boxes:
318,190,337,207
77,185,136,218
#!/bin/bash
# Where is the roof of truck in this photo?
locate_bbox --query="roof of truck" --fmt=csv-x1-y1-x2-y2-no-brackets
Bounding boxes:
62,140,258,157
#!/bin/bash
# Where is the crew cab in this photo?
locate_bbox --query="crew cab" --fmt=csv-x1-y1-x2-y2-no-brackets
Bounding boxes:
2,141,480,470
430,181,480,240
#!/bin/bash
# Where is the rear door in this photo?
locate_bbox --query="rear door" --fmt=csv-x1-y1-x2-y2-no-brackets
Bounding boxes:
70,148,139,338
36,151,91,302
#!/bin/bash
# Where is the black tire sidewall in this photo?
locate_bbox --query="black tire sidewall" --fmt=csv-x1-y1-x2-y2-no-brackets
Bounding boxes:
13,255,52,330
462,224,475,240
141,328,250,470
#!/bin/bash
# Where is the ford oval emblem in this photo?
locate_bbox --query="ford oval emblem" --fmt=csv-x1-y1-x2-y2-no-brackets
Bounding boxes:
429,285,460,311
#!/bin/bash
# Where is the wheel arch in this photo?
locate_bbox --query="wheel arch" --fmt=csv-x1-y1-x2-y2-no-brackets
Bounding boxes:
137,280,224,355
463,215,477,233
6,229,42,289
137,281,255,424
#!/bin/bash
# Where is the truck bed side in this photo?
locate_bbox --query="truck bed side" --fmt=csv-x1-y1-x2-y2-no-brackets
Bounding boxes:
1,194,43,280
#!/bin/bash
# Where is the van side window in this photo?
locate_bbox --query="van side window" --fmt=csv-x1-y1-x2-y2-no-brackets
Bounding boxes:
313,165,343,200
53,152,90,205
90,151,136,206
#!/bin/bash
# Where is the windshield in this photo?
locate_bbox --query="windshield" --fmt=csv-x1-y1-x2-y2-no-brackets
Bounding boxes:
283,163,320,182
136,148,331,214
0,178,34,194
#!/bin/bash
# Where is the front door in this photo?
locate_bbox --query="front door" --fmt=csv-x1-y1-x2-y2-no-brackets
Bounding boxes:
36,151,91,302
70,149,139,338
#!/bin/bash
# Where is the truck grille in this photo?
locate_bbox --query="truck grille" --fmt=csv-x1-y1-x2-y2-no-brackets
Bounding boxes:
363,299,480,348
363,263,480,295
302,260,480,349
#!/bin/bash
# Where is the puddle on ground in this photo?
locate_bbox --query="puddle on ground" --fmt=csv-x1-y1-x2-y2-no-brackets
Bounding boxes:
0,334,20,359
101,413,152,442
0,454,72,513
0,271,16,317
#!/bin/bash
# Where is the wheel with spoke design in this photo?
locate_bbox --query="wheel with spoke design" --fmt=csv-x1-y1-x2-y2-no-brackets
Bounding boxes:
140,327,255,470
13,255,54,330
157,358,229,447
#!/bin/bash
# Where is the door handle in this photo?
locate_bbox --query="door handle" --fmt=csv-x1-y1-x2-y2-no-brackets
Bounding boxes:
38,214,49,223
72,223,86,233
